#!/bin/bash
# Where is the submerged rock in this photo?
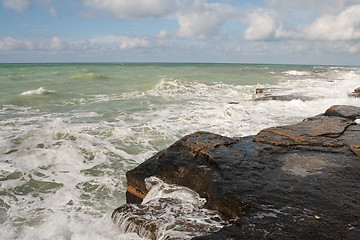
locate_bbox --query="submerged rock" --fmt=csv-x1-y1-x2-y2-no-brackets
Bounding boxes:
348,93,360,98
349,87,360,98
253,94,314,101
252,88,314,101
114,105,360,239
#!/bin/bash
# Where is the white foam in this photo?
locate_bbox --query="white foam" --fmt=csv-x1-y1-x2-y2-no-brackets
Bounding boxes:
0,108,143,239
113,177,226,239
282,70,311,76
20,87,54,96
143,177,206,206
19,212,144,240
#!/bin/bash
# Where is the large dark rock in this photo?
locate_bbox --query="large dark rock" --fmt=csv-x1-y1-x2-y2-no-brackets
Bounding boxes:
113,105,360,239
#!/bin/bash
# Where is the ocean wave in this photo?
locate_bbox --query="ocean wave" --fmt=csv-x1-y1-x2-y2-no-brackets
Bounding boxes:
151,78,198,94
70,73,109,80
281,70,311,76
113,177,227,239
20,87,55,96
148,78,247,99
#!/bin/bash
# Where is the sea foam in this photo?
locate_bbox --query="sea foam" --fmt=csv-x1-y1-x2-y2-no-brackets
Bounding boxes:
20,87,54,96
282,70,311,76
113,177,227,239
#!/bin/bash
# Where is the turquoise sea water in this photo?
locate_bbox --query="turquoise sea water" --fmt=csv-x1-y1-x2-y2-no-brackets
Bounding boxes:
1,63,360,239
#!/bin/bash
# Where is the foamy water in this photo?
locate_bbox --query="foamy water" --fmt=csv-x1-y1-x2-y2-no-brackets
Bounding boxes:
113,177,227,239
0,63,359,239
20,87,55,96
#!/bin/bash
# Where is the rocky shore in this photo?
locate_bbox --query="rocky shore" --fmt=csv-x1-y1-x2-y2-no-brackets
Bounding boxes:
113,105,360,239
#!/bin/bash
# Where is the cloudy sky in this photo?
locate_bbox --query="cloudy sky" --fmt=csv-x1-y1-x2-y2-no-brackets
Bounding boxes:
1,0,360,65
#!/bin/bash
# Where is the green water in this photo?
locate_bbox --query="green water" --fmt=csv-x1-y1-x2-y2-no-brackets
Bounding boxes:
0,62,359,239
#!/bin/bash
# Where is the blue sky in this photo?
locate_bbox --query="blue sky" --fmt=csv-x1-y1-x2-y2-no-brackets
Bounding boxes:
1,0,360,65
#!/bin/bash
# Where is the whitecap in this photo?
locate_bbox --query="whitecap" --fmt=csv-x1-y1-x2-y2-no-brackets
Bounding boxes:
20,87,54,96
70,73,109,80
282,70,311,76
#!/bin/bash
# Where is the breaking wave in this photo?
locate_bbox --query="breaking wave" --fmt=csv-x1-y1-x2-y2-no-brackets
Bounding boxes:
112,177,228,239
281,70,311,76
70,73,109,80
20,87,55,96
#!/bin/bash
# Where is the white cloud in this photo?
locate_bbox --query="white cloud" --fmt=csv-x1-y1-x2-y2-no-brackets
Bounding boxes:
2,0,30,12
305,5,360,40
265,0,360,14
243,4,360,41
325,41,360,53
116,36,152,49
157,30,170,38
83,0,178,19
89,35,161,49
0,37,95,51
243,9,279,40
0,37,32,50
175,1,238,39
48,37,68,50
83,0,237,40
243,9,295,40
49,6,57,17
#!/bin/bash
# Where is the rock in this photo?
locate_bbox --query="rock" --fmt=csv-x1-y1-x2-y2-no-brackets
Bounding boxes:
253,94,314,101
112,197,226,240
252,88,314,101
255,88,281,94
324,105,360,120
349,88,360,98
253,115,354,154
255,88,265,94
348,93,360,98
114,105,360,239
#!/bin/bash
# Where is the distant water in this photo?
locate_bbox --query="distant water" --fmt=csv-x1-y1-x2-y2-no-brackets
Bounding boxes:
0,63,359,239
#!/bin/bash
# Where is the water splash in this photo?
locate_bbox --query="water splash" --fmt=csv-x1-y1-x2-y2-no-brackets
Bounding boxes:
112,177,228,240
20,87,55,96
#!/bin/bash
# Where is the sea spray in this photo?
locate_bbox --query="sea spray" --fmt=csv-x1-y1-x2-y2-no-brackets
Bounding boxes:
20,87,55,96
112,177,228,240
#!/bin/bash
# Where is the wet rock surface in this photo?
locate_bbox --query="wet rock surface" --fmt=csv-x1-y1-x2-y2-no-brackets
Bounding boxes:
324,105,360,121
253,94,314,101
252,88,314,101
113,198,226,240
114,105,360,239
349,87,360,98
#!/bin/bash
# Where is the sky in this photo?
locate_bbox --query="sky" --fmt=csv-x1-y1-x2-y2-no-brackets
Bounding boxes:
1,0,360,65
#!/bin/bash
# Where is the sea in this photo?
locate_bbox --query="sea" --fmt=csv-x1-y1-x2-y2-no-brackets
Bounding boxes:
0,62,359,239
